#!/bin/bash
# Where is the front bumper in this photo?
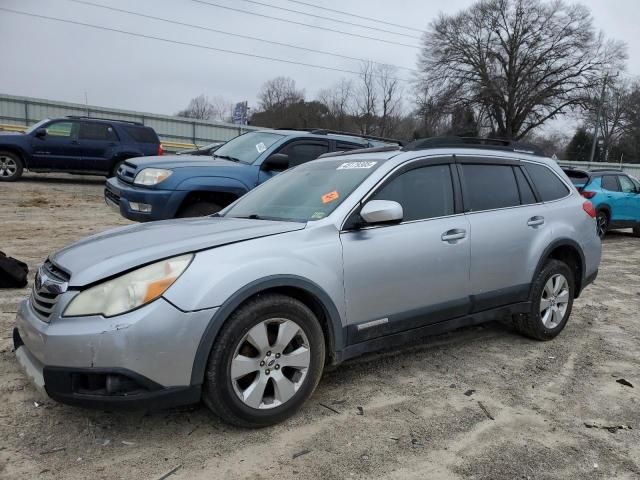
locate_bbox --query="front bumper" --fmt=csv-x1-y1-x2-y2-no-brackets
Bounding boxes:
13,294,216,410
105,177,185,222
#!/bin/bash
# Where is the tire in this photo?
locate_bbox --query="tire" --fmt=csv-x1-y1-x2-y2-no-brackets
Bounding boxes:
596,210,609,239
513,259,575,341
177,201,221,218
633,225,640,237
109,160,124,178
0,151,24,182
202,294,325,428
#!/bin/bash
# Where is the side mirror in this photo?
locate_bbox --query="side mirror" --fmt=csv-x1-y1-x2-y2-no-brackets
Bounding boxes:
262,153,289,171
35,128,47,138
360,200,403,225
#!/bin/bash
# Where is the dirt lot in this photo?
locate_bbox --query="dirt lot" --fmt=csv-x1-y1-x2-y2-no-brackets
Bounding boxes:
1,173,639,480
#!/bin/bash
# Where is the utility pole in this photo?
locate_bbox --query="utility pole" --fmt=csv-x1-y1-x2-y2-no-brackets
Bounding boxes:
589,73,608,163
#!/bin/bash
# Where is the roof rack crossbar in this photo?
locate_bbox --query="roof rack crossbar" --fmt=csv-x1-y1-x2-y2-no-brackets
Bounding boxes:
66,115,144,126
318,145,401,159
273,127,404,146
403,136,544,156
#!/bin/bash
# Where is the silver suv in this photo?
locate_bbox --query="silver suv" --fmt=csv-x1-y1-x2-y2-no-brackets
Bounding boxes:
14,142,601,427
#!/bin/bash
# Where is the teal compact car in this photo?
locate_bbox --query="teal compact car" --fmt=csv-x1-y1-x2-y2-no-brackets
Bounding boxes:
563,168,640,237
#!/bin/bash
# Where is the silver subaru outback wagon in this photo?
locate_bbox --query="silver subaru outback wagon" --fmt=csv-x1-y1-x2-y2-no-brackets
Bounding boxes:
14,143,601,427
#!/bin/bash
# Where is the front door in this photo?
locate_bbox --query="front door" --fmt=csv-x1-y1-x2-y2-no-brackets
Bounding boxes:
618,175,640,221
340,161,471,343
600,175,625,222
30,120,83,170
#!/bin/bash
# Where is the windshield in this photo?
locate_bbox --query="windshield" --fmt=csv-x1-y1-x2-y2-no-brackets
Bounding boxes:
224,159,383,222
213,131,284,164
24,119,49,135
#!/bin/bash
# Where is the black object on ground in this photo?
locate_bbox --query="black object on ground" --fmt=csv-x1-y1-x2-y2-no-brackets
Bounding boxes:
0,251,28,288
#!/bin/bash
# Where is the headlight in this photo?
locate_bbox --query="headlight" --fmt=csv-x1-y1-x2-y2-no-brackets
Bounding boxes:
134,168,172,186
63,254,193,317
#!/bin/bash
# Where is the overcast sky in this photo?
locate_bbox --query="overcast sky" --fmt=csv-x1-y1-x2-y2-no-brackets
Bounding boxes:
2,0,640,124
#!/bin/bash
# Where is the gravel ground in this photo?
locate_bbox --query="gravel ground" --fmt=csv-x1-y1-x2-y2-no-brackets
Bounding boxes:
1,174,639,480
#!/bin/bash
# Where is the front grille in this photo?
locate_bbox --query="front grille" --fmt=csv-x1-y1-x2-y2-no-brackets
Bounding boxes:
105,187,120,205
31,286,59,320
117,162,137,183
30,260,70,321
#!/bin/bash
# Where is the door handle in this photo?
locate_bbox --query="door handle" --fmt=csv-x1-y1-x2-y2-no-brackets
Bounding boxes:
441,229,466,242
527,216,545,227
71,140,79,145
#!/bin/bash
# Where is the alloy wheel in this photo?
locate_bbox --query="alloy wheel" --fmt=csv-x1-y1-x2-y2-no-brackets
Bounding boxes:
230,318,311,409
0,156,17,178
540,274,570,329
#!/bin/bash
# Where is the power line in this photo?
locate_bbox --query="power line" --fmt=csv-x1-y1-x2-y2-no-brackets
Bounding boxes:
68,0,417,72
190,0,421,49
283,0,424,33
235,0,421,40
0,7,411,82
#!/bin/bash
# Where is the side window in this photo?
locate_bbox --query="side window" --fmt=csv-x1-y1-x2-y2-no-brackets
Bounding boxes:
601,175,620,192
79,122,117,141
280,141,329,167
618,175,636,193
524,163,570,201
460,164,520,211
336,142,365,152
45,121,74,138
514,167,537,205
371,164,454,221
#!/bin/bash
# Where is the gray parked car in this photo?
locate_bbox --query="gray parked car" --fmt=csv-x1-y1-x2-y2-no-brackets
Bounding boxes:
13,140,601,427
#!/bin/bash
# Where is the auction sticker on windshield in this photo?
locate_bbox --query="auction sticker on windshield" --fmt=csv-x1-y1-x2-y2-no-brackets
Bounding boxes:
321,190,339,204
256,142,267,153
337,161,377,170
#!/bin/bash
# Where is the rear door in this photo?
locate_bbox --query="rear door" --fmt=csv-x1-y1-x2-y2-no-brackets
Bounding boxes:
601,175,625,221
460,159,552,310
78,121,119,173
30,120,83,170
341,159,471,342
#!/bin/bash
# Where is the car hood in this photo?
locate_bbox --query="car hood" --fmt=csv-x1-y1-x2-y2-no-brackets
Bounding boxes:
50,217,305,287
0,132,24,138
127,155,242,170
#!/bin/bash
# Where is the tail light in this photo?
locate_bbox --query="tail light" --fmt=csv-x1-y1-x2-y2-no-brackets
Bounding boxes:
582,200,596,218
581,190,596,199
157,144,165,156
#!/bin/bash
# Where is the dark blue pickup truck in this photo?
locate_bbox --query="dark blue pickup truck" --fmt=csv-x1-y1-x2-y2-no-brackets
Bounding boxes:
0,117,162,181
105,129,398,221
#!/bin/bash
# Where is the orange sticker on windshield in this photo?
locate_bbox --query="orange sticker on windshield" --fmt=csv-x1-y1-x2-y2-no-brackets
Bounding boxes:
321,190,339,204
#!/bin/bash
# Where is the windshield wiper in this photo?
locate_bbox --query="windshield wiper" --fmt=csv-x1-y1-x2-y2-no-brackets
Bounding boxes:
214,154,242,163
233,214,264,220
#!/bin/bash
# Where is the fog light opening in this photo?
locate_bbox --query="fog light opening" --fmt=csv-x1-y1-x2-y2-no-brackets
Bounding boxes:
129,202,152,213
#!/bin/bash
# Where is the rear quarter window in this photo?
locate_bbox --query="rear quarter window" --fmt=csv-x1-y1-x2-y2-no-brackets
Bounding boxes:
524,163,570,201
124,126,159,144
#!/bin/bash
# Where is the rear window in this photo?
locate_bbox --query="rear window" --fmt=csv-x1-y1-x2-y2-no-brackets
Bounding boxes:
514,167,537,205
461,164,520,211
525,163,569,201
563,170,589,186
124,126,159,144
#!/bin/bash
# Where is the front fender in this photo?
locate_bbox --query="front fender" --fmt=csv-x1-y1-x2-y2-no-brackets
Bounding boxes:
175,176,250,197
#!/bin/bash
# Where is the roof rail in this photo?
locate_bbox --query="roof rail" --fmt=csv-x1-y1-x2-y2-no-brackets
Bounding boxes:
318,145,402,159
66,115,143,126
588,168,623,172
274,127,404,146
404,136,545,156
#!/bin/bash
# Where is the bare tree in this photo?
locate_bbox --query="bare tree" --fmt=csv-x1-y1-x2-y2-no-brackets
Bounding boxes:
584,79,634,160
209,96,234,123
317,79,354,130
258,77,304,111
417,0,627,140
176,94,215,120
353,62,378,135
376,65,403,137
